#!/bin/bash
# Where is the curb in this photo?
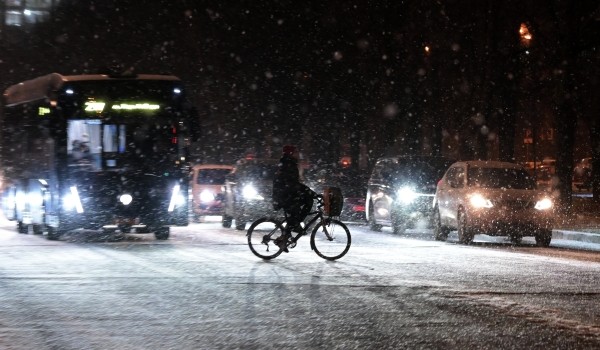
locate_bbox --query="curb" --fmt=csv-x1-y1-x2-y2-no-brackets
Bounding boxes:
552,229,600,244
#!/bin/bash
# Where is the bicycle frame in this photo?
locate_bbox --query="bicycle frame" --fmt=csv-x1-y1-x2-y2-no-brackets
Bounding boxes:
280,198,336,247
251,199,327,244
247,195,351,260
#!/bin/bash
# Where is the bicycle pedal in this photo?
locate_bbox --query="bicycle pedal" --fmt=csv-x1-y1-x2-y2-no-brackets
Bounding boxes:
288,242,297,249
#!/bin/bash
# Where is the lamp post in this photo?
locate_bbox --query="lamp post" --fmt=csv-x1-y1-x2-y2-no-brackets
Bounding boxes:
519,22,537,178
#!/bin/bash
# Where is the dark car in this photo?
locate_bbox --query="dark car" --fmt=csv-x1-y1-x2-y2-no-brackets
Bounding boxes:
366,155,454,234
223,158,281,230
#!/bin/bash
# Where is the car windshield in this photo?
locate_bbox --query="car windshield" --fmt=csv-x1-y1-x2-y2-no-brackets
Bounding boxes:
197,169,231,185
468,167,536,189
391,159,452,188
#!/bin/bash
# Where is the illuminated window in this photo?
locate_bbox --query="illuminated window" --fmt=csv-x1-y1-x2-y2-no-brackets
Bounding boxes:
4,0,56,26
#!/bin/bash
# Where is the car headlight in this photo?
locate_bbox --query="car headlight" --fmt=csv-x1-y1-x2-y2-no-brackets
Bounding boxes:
469,193,493,208
199,190,215,203
396,186,418,205
242,184,264,200
535,197,553,210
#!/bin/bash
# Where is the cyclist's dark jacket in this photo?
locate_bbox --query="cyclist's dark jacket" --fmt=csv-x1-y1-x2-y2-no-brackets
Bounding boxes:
272,154,315,229
272,154,300,210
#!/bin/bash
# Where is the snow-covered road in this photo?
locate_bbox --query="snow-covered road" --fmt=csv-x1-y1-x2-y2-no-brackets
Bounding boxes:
0,220,599,349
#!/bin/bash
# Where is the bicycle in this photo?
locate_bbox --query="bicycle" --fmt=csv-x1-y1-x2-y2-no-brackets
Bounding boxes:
246,195,351,260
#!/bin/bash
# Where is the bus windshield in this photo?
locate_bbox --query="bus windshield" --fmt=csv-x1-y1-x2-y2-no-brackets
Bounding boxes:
68,119,180,172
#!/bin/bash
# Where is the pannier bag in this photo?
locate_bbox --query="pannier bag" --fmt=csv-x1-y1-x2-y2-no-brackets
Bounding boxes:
323,186,343,216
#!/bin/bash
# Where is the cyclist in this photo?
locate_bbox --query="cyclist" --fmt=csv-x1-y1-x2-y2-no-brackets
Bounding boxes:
272,145,315,252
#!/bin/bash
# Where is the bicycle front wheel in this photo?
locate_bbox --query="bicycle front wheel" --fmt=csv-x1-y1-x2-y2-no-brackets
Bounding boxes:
310,218,351,260
247,218,285,260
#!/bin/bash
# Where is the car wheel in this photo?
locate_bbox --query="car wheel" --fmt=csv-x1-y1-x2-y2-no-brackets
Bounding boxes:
535,229,552,247
391,210,406,234
433,207,449,241
222,215,233,228
368,202,382,232
509,232,522,245
154,227,170,240
457,210,474,244
235,218,246,230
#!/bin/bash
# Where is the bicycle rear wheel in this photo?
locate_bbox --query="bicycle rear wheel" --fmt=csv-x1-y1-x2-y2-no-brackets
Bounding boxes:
310,218,351,260
247,218,285,260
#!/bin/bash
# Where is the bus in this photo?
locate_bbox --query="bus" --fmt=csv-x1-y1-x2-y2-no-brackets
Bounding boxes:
0,73,197,240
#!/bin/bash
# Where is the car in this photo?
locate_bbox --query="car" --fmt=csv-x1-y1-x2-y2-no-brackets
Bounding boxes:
573,157,592,191
223,158,281,230
190,164,234,222
433,160,554,246
366,155,455,234
337,175,367,222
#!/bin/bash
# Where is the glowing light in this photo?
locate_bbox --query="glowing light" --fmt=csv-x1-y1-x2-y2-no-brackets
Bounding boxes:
242,184,263,200
168,185,181,212
199,190,215,203
469,193,493,209
85,101,106,112
519,23,532,47
38,107,51,116
119,194,133,205
112,103,160,110
397,187,418,205
376,207,389,217
535,198,553,210
65,186,84,213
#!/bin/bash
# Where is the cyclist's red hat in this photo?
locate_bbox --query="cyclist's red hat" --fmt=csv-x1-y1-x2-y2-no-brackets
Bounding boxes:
282,145,296,155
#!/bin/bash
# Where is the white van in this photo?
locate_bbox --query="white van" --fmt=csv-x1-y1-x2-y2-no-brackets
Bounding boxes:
190,164,234,222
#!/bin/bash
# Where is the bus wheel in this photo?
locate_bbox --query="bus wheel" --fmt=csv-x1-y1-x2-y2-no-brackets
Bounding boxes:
17,222,28,234
32,224,44,235
155,227,170,240
46,227,63,240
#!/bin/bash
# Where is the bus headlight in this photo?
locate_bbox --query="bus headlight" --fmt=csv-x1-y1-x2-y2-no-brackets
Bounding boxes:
168,184,186,212
63,186,84,213
119,194,133,205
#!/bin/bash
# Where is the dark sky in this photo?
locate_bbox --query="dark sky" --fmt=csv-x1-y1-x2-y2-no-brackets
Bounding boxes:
3,0,600,166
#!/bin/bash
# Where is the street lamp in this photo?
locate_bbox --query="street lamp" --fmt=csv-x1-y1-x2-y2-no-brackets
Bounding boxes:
519,23,532,48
